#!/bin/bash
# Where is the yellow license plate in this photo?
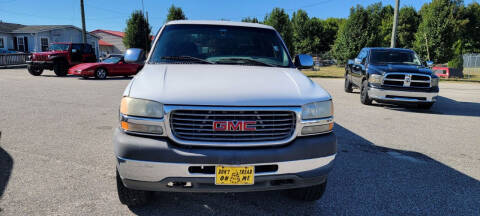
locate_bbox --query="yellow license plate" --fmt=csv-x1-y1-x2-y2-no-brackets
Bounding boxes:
215,166,254,185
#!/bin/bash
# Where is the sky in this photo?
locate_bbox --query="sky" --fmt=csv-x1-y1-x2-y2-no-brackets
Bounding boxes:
0,0,477,33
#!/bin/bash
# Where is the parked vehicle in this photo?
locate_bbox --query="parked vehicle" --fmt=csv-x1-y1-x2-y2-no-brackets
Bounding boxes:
345,48,439,109
432,66,449,78
26,43,97,76
68,55,141,79
114,20,337,207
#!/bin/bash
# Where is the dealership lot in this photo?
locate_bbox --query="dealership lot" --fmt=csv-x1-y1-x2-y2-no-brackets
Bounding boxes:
0,69,479,215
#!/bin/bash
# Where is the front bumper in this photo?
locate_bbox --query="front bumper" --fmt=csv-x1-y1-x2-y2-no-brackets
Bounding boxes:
114,128,337,192
368,86,438,103
27,61,54,70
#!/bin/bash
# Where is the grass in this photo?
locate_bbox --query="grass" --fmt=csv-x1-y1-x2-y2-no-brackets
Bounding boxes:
302,66,480,83
302,66,344,78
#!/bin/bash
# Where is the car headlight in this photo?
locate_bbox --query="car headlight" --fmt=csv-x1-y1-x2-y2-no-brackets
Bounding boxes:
119,97,164,134
120,97,164,118
368,74,383,84
431,77,439,87
301,100,333,120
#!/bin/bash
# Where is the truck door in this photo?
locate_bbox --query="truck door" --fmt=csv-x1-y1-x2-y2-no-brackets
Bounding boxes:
70,44,83,65
351,49,367,86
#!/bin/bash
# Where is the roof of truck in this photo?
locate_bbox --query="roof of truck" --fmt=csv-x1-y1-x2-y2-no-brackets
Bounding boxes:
165,20,275,30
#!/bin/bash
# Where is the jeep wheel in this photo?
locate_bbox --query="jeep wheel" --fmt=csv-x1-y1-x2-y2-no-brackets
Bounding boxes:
94,68,107,79
360,79,372,105
27,66,44,76
344,75,353,93
53,60,68,76
287,180,327,201
418,102,434,110
116,169,151,207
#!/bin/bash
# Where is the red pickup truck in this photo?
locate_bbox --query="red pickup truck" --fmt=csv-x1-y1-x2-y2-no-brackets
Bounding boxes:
27,42,97,76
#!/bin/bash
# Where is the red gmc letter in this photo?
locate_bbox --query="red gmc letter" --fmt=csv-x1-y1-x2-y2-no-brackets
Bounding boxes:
213,121,227,131
243,121,256,131
227,121,243,131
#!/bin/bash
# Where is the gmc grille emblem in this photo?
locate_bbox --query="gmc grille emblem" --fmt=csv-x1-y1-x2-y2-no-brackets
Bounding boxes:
213,121,256,131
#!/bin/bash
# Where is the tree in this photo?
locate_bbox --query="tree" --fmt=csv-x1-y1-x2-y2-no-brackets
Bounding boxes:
241,17,259,23
291,9,311,54
332,4,385,64
264,8,295,56
167,5,187,22
448,39,464,71
378,5,394,47
397,7,420,48
123,10,152,51
414,0,465,63
463,2,480,53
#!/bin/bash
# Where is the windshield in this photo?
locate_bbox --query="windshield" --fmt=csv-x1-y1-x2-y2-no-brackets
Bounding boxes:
149,24,293,67
49,44,69,51
103,56,122,64
370,50,422,65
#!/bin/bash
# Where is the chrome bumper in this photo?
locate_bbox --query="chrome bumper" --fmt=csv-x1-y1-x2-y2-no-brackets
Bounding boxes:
368,87,438,103
117,155,336,182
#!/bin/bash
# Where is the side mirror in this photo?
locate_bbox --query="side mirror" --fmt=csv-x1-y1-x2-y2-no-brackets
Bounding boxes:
124,48,146,64
354,58,362,65
72,49,77,53
294,54,314,69
425,61,434,67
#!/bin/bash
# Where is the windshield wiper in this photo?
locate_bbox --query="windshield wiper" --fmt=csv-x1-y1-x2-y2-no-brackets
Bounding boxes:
160,56,214,64
215,58,275,67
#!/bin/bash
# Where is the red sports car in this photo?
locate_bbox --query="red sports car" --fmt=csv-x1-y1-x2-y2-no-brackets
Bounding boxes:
68,55,142,79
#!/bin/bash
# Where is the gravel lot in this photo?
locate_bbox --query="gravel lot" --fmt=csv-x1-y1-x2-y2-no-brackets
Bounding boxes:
0,69,479,215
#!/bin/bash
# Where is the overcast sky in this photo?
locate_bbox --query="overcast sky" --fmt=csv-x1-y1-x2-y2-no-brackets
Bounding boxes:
0,0,477,32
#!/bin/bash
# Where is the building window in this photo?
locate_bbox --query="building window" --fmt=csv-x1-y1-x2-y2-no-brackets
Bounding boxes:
0,37,4,49
41,38,49,51
17,37,25,52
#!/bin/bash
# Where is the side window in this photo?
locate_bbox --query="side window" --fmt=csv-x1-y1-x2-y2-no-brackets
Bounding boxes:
356,49,366,63
71,44,82,53
361,50,368,64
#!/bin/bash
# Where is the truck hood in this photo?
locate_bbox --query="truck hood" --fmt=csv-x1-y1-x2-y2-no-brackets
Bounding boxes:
126,64,331,106
369,64,433,75
33,51,68,56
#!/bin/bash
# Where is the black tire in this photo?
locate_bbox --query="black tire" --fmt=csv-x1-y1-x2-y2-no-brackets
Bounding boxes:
53,60,68,77
27,66,44,76
418,102,434,109
344,74,353,93
287,181,327,201
116,170,151,207
360,79,373,105
94,68,108,79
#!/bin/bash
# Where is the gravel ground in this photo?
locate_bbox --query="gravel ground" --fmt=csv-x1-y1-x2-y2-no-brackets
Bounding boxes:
0,69,479,215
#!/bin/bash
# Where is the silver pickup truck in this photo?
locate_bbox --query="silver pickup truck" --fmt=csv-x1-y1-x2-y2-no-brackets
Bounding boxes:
114,20,336,206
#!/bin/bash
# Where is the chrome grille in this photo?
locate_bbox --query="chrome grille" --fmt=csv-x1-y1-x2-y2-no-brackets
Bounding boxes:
383,73,431,88
170,109,296,143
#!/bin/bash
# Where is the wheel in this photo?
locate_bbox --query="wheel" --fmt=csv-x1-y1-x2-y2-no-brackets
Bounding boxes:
53,60,68,76
418,102,434,109
116,169,151,207
27,66,43,76
360,79,373,105
344,74,353,93
287,181,327,201
94,68,108,79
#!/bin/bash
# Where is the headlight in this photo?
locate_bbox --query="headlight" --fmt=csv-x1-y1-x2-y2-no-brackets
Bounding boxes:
431,77,439,87
120,97,164,118
368,74,383,84
301,100,333,120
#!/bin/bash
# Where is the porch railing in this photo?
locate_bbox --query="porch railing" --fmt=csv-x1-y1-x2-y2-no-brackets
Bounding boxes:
0,53,30,67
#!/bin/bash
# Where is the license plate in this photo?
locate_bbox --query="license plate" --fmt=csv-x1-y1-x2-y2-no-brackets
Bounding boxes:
215,166,254,185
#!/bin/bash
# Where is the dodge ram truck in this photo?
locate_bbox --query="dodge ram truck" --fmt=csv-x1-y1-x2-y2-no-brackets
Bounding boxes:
27,42,97,76
115,20,336,207
345,48,439,109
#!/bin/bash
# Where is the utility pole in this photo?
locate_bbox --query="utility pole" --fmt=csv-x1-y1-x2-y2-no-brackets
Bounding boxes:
80,0,87,44
390,0,400,48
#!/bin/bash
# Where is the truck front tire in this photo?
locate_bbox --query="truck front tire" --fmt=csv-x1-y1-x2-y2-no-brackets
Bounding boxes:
287,181,327,201
360,80,373,105
27,66,44,76
53,60,68,77
116,170,151,207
